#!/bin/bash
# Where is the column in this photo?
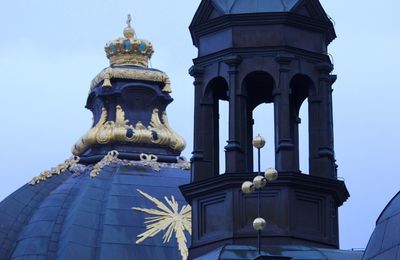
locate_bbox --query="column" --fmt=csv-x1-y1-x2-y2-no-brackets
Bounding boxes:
309,62,336,178
223,55,247,173
274,55,299,173
189,65,210,182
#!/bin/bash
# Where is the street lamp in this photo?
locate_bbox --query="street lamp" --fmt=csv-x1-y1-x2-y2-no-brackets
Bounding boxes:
241,134,279,255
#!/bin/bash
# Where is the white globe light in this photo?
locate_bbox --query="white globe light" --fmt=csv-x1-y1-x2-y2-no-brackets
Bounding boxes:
253,175,267,189
253,217,267,231
252,134,266,149
265,168,278,181
241,181,255,194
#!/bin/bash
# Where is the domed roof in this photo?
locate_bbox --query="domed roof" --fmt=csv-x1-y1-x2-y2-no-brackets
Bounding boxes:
0,157,190,260
211,0,300,14
0,14,192,260
363,191,400,259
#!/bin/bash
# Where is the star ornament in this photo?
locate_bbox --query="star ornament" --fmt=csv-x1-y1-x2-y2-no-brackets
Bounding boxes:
132,189,192,260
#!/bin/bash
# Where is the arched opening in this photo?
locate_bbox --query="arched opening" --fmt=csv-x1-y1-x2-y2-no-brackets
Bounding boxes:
298,100,309,173
252,104,275,171
219,100,229,174
290,74,315,174
203,77,229,175
242,71,275,173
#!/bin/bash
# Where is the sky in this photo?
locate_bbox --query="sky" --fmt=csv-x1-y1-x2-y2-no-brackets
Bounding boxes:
0,0,399,251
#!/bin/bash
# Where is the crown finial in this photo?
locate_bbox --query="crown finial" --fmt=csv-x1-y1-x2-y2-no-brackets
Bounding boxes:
105,15,154,67
123,14,135,39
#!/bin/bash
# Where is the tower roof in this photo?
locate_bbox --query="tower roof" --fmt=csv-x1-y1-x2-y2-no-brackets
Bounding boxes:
212,0,300,14
190,0,336,48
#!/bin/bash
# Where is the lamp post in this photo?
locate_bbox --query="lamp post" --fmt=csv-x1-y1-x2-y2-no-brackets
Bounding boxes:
241,134,279,255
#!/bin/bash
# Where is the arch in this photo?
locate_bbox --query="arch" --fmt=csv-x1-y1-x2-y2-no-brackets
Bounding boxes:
289,74,316,114
241,71,276,172
242,71,275,110
203,77,229,102
289,74,316,174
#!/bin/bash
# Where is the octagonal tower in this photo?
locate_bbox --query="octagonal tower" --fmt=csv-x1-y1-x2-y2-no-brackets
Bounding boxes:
181,0,352,259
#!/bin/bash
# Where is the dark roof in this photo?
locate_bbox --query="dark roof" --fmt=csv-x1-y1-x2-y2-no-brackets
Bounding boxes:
363,191,400,260
211,0,300,14
195,245,363,260
0,164,190,259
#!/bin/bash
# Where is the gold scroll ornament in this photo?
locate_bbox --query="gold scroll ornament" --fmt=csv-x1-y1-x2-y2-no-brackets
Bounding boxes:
72,106,186,156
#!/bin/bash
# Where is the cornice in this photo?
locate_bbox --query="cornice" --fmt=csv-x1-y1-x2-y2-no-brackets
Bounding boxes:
192,46,331,67
180,172,349,206
190,12,336,47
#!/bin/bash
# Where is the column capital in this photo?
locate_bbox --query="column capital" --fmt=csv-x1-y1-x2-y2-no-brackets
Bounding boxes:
275,54,295,65
328,74,337,85
272,87,291,97
189,65,205,78
190,65,205,86
316,62,334,74
223,55,242,67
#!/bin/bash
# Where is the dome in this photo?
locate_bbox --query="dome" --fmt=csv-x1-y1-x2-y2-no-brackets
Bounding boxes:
211,0,300,14
363,191,400,260
0,157,190,259
0,15,191,260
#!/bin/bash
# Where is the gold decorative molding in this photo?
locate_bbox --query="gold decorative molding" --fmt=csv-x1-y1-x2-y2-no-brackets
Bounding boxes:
29,156,80,185
28,153,189,183
123,154,190,172
90,150,119,177
139,153,160,171
132,189,191,260
72,106,186,156
90,67,172,93
89,153,190,178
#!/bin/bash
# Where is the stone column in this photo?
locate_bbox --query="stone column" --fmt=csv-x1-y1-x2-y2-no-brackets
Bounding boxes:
274,55,299,173
309,62,336,178
223,55,247,173
189,65,211,182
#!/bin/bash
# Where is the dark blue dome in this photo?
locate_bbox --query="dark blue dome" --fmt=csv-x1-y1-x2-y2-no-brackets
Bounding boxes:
0,162,190,260
363,191,400,260
212,0,300,14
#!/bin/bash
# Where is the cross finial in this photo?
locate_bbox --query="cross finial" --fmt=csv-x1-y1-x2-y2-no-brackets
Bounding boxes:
127,14,132,28
123,14,135,38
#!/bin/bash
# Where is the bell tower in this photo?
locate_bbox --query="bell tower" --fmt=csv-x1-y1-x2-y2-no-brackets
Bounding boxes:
181,0,350,258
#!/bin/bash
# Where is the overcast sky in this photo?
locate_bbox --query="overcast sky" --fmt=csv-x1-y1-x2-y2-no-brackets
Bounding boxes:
0,0,399,251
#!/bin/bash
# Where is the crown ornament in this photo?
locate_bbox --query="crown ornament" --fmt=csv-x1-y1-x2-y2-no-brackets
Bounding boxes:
105,14,154,67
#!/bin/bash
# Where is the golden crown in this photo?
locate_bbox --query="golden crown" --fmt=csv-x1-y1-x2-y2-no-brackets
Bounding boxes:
104,15,154,67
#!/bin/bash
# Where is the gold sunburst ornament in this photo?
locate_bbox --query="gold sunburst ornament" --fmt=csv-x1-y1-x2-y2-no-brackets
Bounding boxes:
132,189,191,260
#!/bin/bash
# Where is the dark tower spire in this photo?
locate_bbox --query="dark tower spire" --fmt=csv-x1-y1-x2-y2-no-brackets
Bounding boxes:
181,0,350,258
